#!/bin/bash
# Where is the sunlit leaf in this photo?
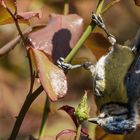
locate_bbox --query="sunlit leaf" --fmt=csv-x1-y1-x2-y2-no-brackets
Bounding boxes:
59,105,78,127
134,0,140,6
28,14,84,63
30,48,67,101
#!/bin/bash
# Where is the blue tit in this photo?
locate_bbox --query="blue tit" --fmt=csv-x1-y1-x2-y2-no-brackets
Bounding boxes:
88,27,140,134
57,13,140,134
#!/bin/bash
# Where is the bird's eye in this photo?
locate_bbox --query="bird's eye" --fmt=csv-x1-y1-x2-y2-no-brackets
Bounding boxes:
104,114,109,118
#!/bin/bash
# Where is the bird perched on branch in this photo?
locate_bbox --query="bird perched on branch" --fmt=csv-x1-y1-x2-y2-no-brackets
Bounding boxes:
57,14,140,134
88,14,140,134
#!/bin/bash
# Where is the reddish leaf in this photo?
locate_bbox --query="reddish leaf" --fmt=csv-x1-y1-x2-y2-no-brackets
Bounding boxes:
17,11,42,20
56,129,76,140
59,105,78,127
81,128,89,137
28,14,83,63
134,0,140,6
30,48,67,101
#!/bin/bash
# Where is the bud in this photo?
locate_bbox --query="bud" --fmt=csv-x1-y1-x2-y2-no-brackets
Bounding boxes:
75,92,90,122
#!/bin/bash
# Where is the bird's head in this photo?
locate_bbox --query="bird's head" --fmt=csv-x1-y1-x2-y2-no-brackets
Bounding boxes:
88,104,137,134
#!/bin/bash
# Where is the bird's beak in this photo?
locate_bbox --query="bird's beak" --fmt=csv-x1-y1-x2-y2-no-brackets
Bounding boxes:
88,117,98,124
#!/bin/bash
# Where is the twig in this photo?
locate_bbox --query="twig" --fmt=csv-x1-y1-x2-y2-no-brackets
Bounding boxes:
75,123,82,140
2,1,45,140
64,0,69,15
39,97,50,139
0,35,21,56
9,85,44,140
64,0,105,63
101,0,120,14
3,0,34,92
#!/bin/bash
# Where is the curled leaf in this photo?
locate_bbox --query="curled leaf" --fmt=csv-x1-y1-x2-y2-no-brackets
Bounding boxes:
30,48,67,101
59,105,78,127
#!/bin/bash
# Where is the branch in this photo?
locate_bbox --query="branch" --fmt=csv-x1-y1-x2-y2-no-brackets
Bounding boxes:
9,85,44,140
64,0,69,15
64,0,105,63
39,97,50,139
0,27,32,56
0,24,46,56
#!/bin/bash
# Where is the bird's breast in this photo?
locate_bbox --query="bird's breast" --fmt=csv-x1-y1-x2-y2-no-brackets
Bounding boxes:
94,45,134,110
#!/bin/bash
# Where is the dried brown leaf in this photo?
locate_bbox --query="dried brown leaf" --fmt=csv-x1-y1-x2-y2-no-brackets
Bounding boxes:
59,105,78,127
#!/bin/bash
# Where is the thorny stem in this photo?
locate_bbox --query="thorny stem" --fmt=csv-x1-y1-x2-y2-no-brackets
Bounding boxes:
64,0,69,15
75,123,82,140
4,1,34,90
39,97,50,139
9,86,44,140
3,1,43,140
64,0,105,63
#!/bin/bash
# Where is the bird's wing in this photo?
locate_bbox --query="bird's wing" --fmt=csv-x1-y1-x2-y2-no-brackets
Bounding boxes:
125,29,140,103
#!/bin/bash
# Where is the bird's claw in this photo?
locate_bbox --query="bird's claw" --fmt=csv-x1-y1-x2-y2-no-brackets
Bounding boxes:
57,57,94,71
57,57,73,71
91,13,116,46
92,13,106,29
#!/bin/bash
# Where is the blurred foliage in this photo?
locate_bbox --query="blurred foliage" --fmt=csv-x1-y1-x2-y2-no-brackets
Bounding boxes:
0,0,140,140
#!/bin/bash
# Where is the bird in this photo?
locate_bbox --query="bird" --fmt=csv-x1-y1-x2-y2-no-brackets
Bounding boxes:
57,14,140,134
88,15,140,134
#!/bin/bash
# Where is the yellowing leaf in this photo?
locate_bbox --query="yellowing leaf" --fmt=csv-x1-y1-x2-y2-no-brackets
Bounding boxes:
0,0,41,25
0,0,15,25
30,48,67,101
